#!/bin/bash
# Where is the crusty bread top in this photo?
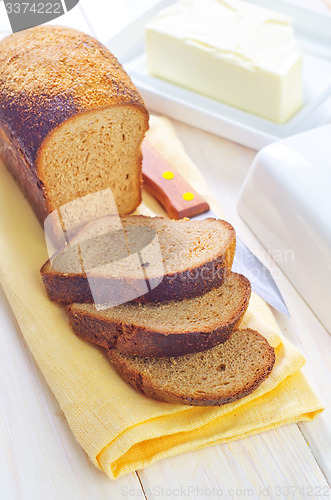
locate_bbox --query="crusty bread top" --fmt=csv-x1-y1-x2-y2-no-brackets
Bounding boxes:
108,329,276,406
0,25,147,166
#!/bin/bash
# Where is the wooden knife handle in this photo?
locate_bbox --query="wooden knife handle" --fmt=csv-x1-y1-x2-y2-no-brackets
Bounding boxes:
142,140,210,220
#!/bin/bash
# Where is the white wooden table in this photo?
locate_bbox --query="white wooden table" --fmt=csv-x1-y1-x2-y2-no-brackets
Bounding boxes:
0,1,330,499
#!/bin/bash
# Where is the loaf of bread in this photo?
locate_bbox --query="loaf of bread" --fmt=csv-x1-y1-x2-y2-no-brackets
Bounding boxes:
107,329,275,406
0,26,149,226
41,215,236,304
66,272,251,357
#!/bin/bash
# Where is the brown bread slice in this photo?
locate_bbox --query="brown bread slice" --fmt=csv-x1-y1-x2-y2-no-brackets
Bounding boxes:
107,329,276,406
66,272,250,357
41,215,236,304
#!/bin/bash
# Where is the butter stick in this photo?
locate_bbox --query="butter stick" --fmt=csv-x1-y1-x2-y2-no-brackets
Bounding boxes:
145,0,303,123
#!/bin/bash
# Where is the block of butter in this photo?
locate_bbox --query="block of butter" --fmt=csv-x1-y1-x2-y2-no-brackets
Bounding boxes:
145,0,303,123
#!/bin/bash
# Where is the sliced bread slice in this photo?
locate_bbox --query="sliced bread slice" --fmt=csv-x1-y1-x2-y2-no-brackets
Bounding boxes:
66,272,251,358
41,215,236,304
107,329,276,406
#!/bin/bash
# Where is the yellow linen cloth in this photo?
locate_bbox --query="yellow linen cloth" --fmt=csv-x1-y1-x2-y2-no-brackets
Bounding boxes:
0,116,323,480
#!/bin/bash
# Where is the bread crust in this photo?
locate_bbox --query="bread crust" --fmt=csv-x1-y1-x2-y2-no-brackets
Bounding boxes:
0,123,47,223
0,26,148,221
41,217,236,304
67,307,234,357
107,329,276,406
66,273,250,357
41,249,234,304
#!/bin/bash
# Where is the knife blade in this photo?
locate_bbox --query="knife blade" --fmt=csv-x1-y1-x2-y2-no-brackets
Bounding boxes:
142,140,289,316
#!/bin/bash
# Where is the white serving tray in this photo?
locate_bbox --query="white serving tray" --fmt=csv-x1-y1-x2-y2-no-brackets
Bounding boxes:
106,0,331,150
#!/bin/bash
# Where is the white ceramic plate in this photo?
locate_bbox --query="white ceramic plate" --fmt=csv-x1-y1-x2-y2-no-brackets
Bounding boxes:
106,0,331,150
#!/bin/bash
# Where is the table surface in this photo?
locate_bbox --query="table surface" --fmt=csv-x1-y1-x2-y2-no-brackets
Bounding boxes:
0,1,330,499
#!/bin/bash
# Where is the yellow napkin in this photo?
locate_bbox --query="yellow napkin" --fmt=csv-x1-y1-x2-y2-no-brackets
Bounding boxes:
0,115,323,480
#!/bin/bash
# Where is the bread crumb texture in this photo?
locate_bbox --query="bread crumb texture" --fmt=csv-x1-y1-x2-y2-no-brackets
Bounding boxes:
108,329,276,406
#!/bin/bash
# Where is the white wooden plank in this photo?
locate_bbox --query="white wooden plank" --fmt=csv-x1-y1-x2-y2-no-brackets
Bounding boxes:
274,292,331,482
0,287,144,500
0,1,330,496
268,250,330,442
225,426,330,499
299,416,331,485
233,241,331,482
137,425,330,500
138,446,261,500
169,118,331,478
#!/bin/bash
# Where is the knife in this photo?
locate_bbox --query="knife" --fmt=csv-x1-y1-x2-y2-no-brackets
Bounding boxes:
142,140,289,316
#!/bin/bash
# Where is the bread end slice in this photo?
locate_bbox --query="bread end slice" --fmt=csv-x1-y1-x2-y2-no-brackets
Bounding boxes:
107,329,275,406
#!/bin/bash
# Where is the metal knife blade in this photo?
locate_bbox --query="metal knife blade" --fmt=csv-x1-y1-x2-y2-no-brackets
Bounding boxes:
142,140,289,316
